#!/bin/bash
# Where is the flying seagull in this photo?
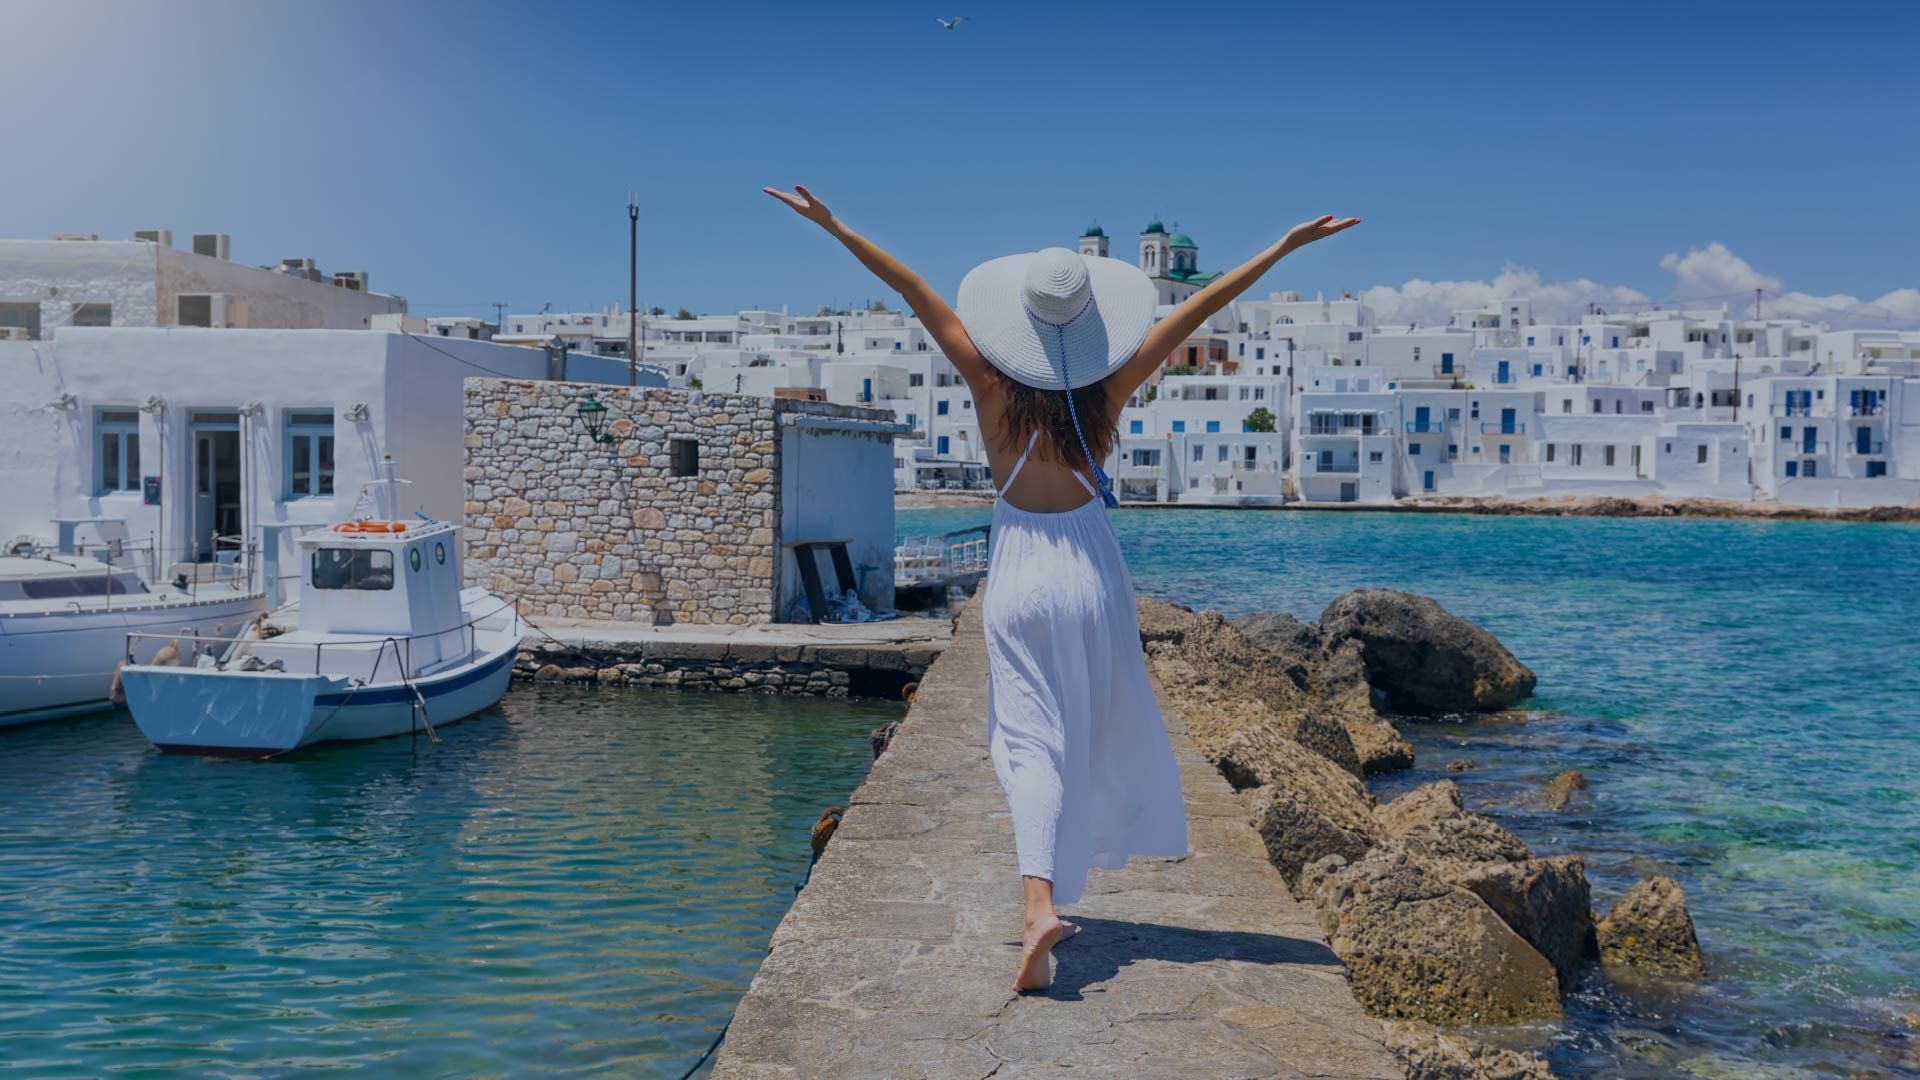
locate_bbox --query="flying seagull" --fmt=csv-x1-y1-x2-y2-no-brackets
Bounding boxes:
936,16,968,30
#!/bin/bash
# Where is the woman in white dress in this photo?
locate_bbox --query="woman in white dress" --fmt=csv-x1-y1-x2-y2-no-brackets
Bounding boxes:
767,185,1360,991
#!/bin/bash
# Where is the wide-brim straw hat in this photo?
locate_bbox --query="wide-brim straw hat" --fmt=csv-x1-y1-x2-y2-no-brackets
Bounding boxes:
957,247,1158,390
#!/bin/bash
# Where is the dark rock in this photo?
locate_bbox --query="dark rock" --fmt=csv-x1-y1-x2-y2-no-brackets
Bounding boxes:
1318,640,1415,774
1319,589,1536,713
1446,759,1476,772
533,663,564,682
1543,769,1589,810
1233,610,1323,690
1595,875,1705,977
1382,1021,1555,1080
1319,847,1563,1024
1452,856,1596,987
1228,731,1381,886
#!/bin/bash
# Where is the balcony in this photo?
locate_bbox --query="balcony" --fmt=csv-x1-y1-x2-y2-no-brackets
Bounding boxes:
1850,404,1885,417
1302,460,1360,475
1794,441,1832,456
1305,424,1380,437
1405,421,1447,434
1845,440,1887,456
1479,422,1527,435
1776,404,1812,417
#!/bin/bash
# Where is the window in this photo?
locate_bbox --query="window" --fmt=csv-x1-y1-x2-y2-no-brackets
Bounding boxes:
909,373,924,387
1256,348,1265,360
1562,400,1572,414
1546,444,1556,463
1129,420,1143,434
1526,336,1535,346
1867,461,1887,478
311,548,395,591
669,438,699,476
1205,420,1220,433
936,400,949,416
1592,399,1603,413
177,294,214,327
1571,445,1583,466
435,541,447,565
1408,443,1421,456
13,574,144,600
1217,445,1230,462
1805,460,1818,478
0,301,41,340
962,399,972,410
95,408,141,493
1605,445,1616,467
1171,421,1185,433
1369,450,1384,463
1641,401,1654,413
936,435,950,454
1697,445,1708,464
71,302,112,327
285,410,335,497
1192,445,1203,462
1447,443,1458,459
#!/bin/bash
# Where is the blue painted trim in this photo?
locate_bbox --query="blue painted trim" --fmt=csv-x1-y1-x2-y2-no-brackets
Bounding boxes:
312,647,513,708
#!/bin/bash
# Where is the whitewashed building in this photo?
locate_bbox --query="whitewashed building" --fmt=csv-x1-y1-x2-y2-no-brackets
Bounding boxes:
0,232,405,337
0,328,660,591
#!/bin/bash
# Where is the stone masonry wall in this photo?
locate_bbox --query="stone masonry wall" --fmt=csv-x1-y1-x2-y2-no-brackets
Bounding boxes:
464,380,779,625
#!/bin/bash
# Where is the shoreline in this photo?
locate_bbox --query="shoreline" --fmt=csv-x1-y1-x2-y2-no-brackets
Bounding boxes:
897,490,1920,522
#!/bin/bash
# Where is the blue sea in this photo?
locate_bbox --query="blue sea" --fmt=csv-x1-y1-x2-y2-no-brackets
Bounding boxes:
0,687,898,1077
904,506,1920,1078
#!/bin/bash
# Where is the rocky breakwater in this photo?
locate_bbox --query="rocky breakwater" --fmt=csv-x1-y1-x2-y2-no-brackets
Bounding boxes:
1139,589,1707,1080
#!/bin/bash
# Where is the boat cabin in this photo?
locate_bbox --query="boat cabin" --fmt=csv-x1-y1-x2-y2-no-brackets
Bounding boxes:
279,517,472,676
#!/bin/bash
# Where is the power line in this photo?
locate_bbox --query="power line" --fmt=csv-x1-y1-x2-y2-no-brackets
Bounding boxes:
401,332,537,381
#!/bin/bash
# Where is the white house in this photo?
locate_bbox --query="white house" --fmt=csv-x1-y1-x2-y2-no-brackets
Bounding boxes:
0,232,405,337
1293,392,1397,504
0,328,661,591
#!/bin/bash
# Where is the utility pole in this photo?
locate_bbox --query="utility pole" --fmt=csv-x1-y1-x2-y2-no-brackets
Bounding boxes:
627,192,640,387
491,300,507,329
1755,287,1763,321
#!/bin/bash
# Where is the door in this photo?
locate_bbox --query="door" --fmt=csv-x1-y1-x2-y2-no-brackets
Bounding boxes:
189,413,242,563
1499,444,1511,464
1857,426,1872,454
1496,360,1510,384
1423,470,1435,492
1802,426,1816,453
1339,482,1357,503
1500,407,1517,435
1414,406,1431,433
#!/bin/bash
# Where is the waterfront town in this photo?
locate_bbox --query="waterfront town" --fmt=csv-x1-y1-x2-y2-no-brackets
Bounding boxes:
2,222,1916,1080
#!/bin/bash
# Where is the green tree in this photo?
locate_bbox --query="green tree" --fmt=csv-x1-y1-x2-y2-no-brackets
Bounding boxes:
1144,384,1158,403
1243,406,1276,433
687,376,703,389
675,308,695,320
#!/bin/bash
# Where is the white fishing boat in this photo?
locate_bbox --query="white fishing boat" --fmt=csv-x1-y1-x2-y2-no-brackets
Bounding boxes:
0,547,266,728
119,462,520,757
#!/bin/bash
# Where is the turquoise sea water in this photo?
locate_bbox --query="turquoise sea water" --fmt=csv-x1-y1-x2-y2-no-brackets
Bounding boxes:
0,686,897,1077
906,506,1920,1078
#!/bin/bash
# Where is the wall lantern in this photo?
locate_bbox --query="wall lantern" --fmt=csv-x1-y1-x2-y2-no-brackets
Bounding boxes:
47,392,78,412
576,394,614,444
345,403,371,423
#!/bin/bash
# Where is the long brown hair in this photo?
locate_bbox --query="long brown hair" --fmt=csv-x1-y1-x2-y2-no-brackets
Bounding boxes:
988,366,1116,472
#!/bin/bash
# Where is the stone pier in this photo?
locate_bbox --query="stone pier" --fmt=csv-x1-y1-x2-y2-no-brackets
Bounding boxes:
710,603,1401,1079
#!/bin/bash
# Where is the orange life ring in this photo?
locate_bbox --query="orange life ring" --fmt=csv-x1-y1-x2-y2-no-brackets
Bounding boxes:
331,521,407,533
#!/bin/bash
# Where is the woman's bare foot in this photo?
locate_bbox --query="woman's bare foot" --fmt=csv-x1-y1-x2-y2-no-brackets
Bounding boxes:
1014,914,1068,992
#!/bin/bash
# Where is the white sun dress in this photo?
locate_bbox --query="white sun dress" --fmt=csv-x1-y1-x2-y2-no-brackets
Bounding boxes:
982,432,1190,905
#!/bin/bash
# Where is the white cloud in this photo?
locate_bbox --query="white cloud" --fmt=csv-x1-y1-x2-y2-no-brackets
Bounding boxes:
1364,243,1916,329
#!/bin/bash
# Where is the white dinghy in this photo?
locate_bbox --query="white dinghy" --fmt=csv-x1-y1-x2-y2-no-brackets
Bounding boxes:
120,461,520,757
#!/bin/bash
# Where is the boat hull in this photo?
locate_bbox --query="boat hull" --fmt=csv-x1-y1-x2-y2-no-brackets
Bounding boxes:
0,591,267,728
123,644,516,757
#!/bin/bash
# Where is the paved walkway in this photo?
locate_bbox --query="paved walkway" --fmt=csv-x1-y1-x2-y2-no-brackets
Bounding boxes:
710,604,1400,1080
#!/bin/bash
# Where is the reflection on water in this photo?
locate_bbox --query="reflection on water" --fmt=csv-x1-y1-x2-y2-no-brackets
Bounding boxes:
903,507,1920,1078
0,685,897,1076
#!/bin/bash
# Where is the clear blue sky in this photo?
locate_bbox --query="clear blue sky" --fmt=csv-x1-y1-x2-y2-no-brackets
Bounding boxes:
4,0,1915,320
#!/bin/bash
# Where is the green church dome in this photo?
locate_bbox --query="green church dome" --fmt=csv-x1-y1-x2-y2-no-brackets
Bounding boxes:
1168,233,1196,249
1083,223,1105,237
1142,220,1166,234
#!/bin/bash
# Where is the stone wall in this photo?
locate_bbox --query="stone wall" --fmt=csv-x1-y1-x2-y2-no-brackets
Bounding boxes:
464,379,903,626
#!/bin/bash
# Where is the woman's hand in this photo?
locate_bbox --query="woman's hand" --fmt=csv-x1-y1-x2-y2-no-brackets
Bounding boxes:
763,184,836,228
1284,214,1362,251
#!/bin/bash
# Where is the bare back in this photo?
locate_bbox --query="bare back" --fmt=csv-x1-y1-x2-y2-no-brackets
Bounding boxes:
971,378,1122,514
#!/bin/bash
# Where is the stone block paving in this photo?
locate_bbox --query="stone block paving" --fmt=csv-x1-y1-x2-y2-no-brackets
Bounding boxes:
710,604,1402,1080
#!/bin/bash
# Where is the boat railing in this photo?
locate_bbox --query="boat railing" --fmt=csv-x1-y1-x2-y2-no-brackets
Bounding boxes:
895,525,991,583
124,599,518,680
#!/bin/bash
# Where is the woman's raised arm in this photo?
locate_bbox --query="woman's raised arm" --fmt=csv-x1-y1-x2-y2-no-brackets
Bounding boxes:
764,185,991,387
1105,214,1361,407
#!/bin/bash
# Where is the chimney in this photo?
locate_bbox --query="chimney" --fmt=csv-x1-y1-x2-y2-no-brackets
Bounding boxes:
191,233,231,260
133,230,173,247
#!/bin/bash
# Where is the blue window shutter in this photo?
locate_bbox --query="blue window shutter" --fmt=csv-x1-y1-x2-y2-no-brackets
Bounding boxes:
1130,420,1143,434
1206,420,1220,433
